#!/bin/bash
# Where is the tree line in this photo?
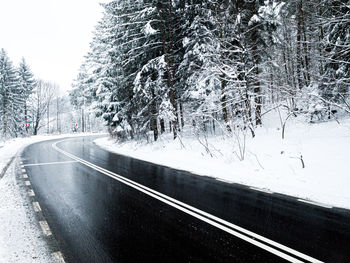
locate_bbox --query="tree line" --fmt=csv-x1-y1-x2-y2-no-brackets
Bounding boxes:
70,0,349,142
0,49,59,138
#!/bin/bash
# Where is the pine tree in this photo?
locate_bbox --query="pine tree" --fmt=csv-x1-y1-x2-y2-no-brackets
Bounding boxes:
18,57,36,133
0,49,20,138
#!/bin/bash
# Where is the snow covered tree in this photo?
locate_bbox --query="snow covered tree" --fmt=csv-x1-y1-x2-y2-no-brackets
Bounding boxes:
322,0,350,106
17,57,36,133
29,80,56,135
0,49,21,138
73,0,350,143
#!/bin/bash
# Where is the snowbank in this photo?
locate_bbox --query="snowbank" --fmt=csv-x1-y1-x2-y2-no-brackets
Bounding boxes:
94,118,350,210
0,162,52,262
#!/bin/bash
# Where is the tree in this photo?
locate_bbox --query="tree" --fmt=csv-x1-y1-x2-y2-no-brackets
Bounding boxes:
322,0,350,106
18,57,36,133
30,80,56,135
0,48,20,138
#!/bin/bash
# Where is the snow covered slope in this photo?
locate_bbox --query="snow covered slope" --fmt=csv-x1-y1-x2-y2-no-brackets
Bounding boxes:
95,118,350,210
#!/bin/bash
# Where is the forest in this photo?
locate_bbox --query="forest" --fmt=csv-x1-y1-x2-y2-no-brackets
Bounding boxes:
2,0,349,142
0,49,104,138
70,0,349,142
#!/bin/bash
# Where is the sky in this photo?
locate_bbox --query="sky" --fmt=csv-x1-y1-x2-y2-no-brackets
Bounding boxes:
0,0,109,93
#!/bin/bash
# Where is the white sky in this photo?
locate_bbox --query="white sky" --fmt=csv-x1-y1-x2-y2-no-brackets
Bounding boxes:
0,0,109,93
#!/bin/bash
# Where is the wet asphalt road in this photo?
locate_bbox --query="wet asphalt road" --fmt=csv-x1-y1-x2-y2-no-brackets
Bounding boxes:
21,136,350,263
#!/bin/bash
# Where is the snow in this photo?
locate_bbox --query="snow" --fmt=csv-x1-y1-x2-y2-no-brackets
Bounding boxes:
144,21,157,35
94,117,350,210
248,14,260,26
0,162,52,262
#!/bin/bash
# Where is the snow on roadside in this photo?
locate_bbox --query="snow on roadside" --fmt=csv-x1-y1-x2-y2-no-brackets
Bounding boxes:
0,162,52,262
94,118,350,210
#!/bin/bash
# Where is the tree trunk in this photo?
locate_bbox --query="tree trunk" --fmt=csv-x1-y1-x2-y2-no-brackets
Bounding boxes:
56,99,59,133
179,102,185,128
47,104,50,134
296,0,304,90
2,93,7,136
159,0,178,139
252,33,262,125
160,119,165,133
218,0,231,132
150,90,158,141
24,102,28,133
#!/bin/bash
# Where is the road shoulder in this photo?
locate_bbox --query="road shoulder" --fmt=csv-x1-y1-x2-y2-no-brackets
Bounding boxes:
0,157,53,262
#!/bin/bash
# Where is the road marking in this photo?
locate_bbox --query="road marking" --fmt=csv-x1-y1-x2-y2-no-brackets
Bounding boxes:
249,186,274,194
21,168,26,173
23,173,28,179
28,189,35,197
297,199,333,209
25,180,31,186
39,221,52,236
23,160,78,167
52,251,65,263
52,140,323,263
33,202,42,212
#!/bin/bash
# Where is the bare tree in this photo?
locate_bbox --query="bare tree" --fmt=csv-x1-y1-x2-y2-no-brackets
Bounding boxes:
29,80,56,135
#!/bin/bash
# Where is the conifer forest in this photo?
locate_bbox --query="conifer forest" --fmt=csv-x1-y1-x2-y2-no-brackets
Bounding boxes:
69,0,349,142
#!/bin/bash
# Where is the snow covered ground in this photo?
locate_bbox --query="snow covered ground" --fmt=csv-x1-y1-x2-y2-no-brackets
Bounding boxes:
94,117,350,210
0,133,104,262
0,162,52,262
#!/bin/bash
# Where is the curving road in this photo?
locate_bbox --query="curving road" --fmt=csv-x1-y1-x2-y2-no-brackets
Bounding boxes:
20,136,350,263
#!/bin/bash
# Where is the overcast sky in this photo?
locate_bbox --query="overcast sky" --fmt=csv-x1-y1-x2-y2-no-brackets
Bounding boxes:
0,0,109,93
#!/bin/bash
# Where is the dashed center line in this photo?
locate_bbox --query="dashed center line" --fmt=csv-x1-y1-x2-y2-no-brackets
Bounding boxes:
33,202,42,212
39,221,52,236
52,251,65,263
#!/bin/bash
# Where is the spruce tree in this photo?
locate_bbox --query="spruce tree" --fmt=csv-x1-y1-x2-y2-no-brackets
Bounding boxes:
0,49,20,137
18,57,36,133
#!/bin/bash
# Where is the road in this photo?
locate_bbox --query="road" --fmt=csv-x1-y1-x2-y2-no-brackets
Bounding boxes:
21,136,350,263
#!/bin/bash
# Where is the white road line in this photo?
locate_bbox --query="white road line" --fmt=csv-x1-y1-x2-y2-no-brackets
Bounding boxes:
21,168,26,173
23,173,28,179
23,160,78,167
25,181,31,186
28,189,35,197
52,140,324,263
297,199,333,209
52,251,65,263
39,221,52,236
33,202,42,212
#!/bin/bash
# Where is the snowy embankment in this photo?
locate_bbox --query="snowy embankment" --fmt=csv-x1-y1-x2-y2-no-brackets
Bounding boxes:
0,162,52,262
94,117,350,210
0,133,103,262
